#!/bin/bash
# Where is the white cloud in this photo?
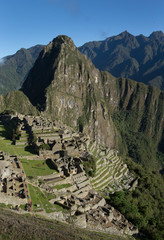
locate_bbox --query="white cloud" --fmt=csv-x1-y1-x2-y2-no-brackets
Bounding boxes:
0,58,6,66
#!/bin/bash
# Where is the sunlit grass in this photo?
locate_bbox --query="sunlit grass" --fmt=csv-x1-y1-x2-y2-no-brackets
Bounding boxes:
0,125,35,156
28,184,55,213
21,159,57,178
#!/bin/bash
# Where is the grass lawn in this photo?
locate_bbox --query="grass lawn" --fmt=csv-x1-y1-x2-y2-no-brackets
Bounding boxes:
0,125,36,156
28,184,55,213
21,159,57,178
54,183,72,190
0,203,13,209
28,184,69,213
0,139,36,156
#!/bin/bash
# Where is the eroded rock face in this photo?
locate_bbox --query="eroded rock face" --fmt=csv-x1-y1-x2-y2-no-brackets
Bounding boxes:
21,35,164,167
21,36,117,148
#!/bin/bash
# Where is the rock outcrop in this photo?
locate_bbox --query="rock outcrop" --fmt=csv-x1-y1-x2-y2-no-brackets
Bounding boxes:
21,35,164,169
21,36,117,148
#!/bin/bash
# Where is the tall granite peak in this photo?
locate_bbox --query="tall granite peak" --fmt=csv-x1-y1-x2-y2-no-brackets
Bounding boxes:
42,35,76,57
22,35,118,148
21,35,164,169
21,35,91,108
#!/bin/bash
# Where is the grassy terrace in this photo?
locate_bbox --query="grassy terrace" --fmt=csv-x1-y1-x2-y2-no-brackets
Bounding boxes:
91,167,110,183
0,124,58,178
112,163,123,175
54,183,72,190
96,180,114,191
28,184,69,213
93,172,112,187
0,125,35,156
33,129,59,134
95,166,106,177
95,161,113,174
21,159,57,178
28,184,55,213
16,139,27,143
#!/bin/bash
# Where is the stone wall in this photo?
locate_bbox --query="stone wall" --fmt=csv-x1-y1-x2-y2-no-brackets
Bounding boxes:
0,192,26,206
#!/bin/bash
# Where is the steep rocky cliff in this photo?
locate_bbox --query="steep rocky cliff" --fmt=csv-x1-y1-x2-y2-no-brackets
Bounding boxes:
21,35,164,169
22,36,116,148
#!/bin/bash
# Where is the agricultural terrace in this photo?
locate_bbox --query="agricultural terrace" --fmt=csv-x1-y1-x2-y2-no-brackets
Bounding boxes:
0,125,36,156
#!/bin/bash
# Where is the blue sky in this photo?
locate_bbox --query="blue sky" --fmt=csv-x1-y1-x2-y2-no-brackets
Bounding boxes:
0,0,164,58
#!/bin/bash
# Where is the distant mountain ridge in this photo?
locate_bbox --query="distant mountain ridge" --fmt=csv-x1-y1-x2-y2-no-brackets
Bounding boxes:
0,31,164,95
0,45,44,95
79,31,164,91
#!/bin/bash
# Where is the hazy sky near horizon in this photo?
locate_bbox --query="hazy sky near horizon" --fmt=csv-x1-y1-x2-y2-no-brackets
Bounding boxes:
0,0,164,58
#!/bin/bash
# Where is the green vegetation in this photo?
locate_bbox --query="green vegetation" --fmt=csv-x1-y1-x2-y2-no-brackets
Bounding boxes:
54,183,72,190
21,159,57,178
43,192,56,200
112,110,163,169
27,132,37,146
4,117,21,142
92,167,107,181
0,208,136,240
28,184,69,214
109,158,164,240
38,143,50,151
28,184,55,213
0,45,43,95
82,155,96,177
77,87,97,133
0,125,35,156
0,203,13,209
26,132,39,154
4,91,38,115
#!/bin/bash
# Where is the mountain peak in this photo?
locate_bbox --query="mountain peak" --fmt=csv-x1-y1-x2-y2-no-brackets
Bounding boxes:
21,35,93,110
111,31,136,42
52,35,75,48
43,35,76,55
54,35,73,42
119,30,132,37
110,31,139,48
149,31,164,41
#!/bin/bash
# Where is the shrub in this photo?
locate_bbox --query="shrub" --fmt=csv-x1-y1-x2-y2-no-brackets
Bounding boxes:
83,156,96,177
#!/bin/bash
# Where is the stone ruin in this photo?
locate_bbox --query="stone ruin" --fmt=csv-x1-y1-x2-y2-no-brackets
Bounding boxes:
0,152,26,206
50,190,138,236
0,113,139,236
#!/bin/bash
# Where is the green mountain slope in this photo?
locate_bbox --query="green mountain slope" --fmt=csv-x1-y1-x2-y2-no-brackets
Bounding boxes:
0,45,43,95
0,208,135,240
21,35,164,170
0,90,38,115
79,31,164,91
